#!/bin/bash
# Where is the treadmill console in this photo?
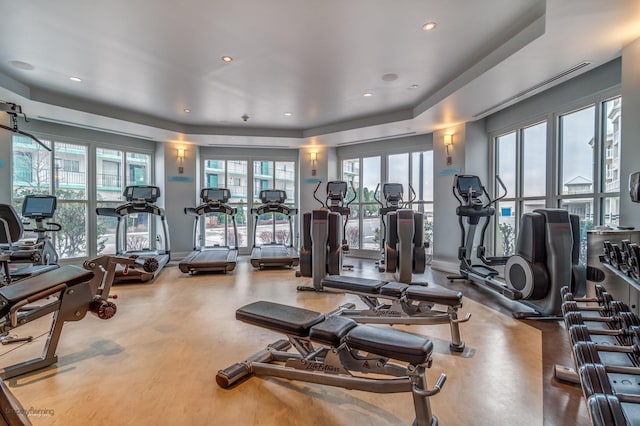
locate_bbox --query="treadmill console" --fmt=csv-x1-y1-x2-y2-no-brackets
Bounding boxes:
631,171,640,203
454,175,483,201
202,188,230,203
124,185,161,203
22,195,57,219
260,190,287,204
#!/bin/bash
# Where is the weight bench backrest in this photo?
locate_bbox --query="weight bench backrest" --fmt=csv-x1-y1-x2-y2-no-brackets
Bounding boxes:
0,204,23,245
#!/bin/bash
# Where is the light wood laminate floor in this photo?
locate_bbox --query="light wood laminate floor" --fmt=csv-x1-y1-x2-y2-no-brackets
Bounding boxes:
2,258,588,425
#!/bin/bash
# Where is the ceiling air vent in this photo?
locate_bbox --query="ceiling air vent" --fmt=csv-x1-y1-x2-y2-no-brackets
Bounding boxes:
472,61,592,118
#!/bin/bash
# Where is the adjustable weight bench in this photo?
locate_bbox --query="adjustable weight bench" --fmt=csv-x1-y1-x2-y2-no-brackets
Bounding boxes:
321,275,470,352
0,255,133,379
217,300,447,426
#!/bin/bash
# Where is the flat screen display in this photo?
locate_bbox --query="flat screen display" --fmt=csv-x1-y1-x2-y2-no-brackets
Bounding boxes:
383,183,403,198
22,195,57,218
456,175,483,198
202,188,229,203
261,190,286,204
327,181,347,197
125,186,159,202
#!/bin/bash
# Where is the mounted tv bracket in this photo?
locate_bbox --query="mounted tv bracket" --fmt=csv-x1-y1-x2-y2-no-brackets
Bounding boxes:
0,101,50,151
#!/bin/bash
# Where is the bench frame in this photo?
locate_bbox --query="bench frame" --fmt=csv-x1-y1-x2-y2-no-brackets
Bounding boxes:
0,255,133,379
217,301,446,426
321,276,470,352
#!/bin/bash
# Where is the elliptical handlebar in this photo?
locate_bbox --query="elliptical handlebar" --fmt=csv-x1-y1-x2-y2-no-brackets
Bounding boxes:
312,181,324,208
483,175,507,209
405,184,417,207
373,183,382,207
346,181,357,208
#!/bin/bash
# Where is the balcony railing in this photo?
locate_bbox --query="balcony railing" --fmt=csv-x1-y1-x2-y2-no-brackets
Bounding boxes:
97,173,121,188
55,170,85,186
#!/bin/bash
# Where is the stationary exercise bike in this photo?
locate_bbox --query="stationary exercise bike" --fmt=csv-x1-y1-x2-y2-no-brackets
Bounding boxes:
447,174,586,318
19,194,61,266
374,183,426,284
0,195,61,284
297,181,355,291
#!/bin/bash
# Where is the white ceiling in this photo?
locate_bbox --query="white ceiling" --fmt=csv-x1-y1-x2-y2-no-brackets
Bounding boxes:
0,0,639,148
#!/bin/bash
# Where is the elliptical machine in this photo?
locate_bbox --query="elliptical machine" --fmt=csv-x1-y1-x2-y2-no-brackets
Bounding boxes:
375,183,427,284
297,181,355,291
448,174,586,318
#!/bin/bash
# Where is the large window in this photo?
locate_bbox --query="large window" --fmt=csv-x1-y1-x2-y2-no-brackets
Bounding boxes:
96,149,152,255
494,122,547,256
201,159,248,248
201,157,296,251
12,137,89,259
253,160,296,247
342,150,434,257
492,95,622,262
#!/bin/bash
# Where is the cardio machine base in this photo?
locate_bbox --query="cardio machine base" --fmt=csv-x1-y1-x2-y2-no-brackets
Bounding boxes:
447,269,560,320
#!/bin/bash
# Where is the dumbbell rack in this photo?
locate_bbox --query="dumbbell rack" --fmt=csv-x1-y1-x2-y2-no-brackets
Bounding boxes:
587,229,640,316
555,285,640,425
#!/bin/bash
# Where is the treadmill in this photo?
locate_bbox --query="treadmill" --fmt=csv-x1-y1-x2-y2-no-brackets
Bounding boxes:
96,185,170,283
250,189,299,269
179,188,238,274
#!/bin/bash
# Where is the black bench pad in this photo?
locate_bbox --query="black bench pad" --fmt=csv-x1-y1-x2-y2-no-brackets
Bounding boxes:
309,316,357,347
345,324,433,365
321,275,387,293
405,286,463,306
0,265,93,306
379,282,409,298
236,301,325,337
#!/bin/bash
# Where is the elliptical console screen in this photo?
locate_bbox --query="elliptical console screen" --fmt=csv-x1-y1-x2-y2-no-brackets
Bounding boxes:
456,175,483,198
125,186,160,202
22,195,57,218
202,188,230,203
631,171,640,203
327,181,347,198
383,183,403,200
260,190,286,204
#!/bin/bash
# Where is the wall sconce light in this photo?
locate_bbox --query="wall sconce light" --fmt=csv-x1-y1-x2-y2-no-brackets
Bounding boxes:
444,134,453,166
177,148,185,174
310,151,318,176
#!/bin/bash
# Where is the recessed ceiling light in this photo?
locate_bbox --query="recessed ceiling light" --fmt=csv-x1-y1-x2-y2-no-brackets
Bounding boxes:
222,56,233,62
422,21,437,31
363,93,373,97
409,84,419,89
184,108,191,113
382,73,398,82
9,60,34,71
69,76,82,82
284,112,293,116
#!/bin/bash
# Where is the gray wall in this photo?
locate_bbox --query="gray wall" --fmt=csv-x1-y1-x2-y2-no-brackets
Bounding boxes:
621,38,640,229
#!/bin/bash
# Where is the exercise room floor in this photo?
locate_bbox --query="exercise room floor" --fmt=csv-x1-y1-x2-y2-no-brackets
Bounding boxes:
2,258,588,425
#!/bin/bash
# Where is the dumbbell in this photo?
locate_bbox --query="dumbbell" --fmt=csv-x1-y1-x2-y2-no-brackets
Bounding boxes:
627,243,640,279
561,285,609,305
586,393,640,426
603,241,625,268
565,312,640,346
563,300,630,318
574,341,640,370
569,325,640,364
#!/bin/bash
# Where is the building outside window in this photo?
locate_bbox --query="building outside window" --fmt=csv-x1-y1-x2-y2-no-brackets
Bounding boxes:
492,95,621,263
